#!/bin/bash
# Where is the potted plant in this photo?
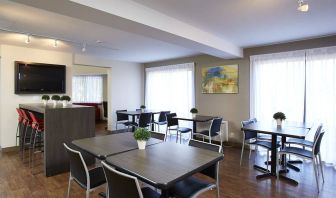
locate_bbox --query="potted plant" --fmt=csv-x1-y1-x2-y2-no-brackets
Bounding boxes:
140,105,146,112
133,128,151,150
51,95,60,107
190,108,198,118
60,95,71,107
273,112,286,126
41,95,50,106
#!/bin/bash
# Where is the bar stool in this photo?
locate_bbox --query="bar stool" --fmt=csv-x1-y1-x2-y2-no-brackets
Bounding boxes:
15,108,24,147
20,109,33,161
28,111,44,171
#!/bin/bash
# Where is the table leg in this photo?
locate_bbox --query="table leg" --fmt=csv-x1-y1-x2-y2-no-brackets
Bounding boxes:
132,115,136,132
151,113,155,131
256,134,277,179
192,121,196,139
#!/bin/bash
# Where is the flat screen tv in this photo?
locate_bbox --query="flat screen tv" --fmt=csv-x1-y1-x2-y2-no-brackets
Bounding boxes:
15,61,66,94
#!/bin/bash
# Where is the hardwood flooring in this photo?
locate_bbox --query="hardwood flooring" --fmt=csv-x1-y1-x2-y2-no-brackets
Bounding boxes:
0,123,335,198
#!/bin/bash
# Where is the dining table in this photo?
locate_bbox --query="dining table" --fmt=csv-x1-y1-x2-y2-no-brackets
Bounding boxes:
241,121,311,185
118,110,160,131
105,141,224,197
176,115,215,137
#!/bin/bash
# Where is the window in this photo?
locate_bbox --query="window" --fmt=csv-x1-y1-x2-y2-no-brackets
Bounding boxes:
250,46,336,166
145,63,195,121
72,75,103,103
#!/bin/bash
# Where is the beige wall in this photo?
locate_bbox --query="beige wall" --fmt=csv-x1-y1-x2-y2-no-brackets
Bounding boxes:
145,35,336,143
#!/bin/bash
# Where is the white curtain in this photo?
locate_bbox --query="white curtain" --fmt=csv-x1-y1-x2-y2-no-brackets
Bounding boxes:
72,75,103,103
250,51,306,123
306,46,336,166
145,63,195,124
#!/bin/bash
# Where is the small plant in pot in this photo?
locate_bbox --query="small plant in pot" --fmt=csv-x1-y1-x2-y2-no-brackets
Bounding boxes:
140,105,146,112
133,128,151,150
51,95,60,107
273,112,286,126
41,95,50,106
60,95,71,107
190,108,198,118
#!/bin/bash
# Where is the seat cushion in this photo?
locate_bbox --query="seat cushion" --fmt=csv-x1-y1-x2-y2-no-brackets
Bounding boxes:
168,176,215,198
249,140,281,150
279,147,313,159
88,167,106,189
141,187,160,198
154,121,167,125
195,130,219,137
178,127,192,133
285,138,313,147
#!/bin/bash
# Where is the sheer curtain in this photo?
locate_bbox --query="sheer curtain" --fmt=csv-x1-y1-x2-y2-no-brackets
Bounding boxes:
72,75,103,103
306,46,336,166
145,63,195,123
250,51,306,122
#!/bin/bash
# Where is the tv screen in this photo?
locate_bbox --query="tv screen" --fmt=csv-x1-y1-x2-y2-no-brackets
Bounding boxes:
15,61,66,94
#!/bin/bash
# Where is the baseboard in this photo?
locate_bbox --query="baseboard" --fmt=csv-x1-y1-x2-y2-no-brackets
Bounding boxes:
1,146,19,153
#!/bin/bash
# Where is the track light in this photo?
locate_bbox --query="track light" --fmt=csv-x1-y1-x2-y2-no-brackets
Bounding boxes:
25,34,30,44
298,0,309,12
82,43,86,52
53,39,58,47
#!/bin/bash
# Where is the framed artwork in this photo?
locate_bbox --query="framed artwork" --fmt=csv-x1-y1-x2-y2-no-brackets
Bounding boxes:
202,65,239,94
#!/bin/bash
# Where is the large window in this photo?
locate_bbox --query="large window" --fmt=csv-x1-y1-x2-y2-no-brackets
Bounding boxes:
145,63,195,121
72,75,103,103
250,46,336,166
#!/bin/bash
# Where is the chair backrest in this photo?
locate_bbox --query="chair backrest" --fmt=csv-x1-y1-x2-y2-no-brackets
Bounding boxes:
209,117,223,136
241,119,257,140
16,108,23,122
102,161,143,198
116,110,128,121
313,130,325,155
189,139,221,180
312,124,323,142
63,143,89,188
166,113,178,127
20,109,31,125
138,112,152,128
28,111,40,129
158,111,170,122
150,131,165,141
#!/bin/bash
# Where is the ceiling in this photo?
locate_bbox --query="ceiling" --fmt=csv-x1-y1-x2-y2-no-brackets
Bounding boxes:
1,0,335,63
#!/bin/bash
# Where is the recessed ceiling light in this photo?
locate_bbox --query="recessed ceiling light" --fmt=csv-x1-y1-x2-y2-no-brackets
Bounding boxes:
53,39,58,47
25,34,30,44
298,0,309,12
96,40,102,43
82,43,86,52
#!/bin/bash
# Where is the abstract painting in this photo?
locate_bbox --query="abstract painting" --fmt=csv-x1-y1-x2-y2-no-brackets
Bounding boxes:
202,65,238,94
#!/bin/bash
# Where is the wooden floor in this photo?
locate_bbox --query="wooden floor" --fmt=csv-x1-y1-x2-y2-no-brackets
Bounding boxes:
0,122,335,198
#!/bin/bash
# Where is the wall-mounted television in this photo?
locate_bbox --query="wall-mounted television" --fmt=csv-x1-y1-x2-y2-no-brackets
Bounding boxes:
15,61,66,94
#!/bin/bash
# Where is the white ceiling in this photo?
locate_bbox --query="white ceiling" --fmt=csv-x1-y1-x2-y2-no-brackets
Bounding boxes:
132,0,336,47
1,0,336,63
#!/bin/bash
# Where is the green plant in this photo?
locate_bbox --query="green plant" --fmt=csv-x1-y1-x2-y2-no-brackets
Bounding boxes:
273,112,286,120
41,95,50,100
190,108,198,114
140,105,146,109
60,95,71,101
51,95,60,101
133,128,151,141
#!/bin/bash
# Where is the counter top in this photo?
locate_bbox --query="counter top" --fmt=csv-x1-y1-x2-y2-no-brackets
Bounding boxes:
19,103,93,114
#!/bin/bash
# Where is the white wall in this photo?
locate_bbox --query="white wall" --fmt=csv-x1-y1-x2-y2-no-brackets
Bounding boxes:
0,45,73,148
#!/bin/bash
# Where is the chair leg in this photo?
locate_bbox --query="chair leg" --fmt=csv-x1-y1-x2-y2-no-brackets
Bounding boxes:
266,150,269,171
318,153,324,182
176,131,178,143
179,132,182,144
240,140,245,166
67,177,72,198
86,189,90,198
313,157,320,193
248,146,252,159
165,127,168,142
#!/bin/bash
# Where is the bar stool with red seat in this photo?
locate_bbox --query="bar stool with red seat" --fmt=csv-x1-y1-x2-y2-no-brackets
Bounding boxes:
19,109,33,161
28,111,44,170
15,108,24,147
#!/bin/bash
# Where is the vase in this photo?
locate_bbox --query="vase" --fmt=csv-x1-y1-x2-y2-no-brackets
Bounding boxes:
53,100,57,107
192,113,197,118
43,100,48,106
62,101,68,107
276,119,282,126
141,108,145,113
137,140,146,150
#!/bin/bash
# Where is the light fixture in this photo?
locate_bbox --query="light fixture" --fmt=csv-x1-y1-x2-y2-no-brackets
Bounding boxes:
53,39,58,47
82,43,86,52
298,0,309,12
25,34,31,44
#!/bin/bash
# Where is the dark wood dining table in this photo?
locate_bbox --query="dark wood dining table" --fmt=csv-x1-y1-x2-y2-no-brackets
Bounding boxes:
118,110,160,131
72,132,163,160
241,121,311,184
105,142,224,197
176,115,215,137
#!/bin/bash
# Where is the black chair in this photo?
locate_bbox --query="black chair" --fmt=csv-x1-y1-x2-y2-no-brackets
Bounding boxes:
153,111,170,132
194,117,223,151
278,130,325,192
168,139,222,198
166,113,192,143
150,131,165,141
285,124,322,149
240,119,280,172
101,161,160,198
63,143,106,198
130,112,152,129
115,110,130,130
